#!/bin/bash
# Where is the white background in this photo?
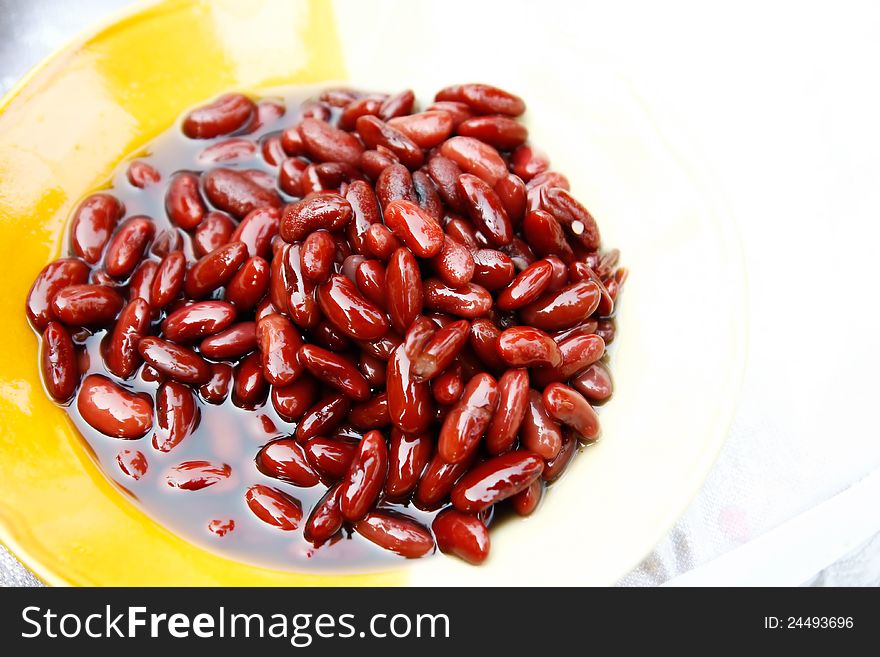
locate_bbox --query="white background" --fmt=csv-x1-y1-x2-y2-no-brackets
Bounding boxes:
1,0,879,585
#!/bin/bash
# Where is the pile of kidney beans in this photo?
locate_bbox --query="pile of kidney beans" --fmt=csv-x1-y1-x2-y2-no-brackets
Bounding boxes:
26,83,625,566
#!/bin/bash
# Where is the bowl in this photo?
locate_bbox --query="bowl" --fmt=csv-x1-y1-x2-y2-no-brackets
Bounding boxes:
0,0,745,585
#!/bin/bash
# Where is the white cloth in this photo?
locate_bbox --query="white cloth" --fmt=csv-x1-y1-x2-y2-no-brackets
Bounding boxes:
2,0,879,586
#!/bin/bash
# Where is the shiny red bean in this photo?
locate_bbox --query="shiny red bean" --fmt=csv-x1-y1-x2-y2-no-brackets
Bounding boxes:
424,279,492,318
105,298,151,379
197,138,257,164
540,187,601,251
280,193,352,242
192,211,235,257
440,137,507,186
225,256,270,310
532,333,605,387
245,484,302,530
354,259,387,310
162,300,236,342
386,247,424,335
77,374,153,439
103,216,155,278
256,438,320,487
432,362,464,405
415,453,472,509
497,326,562,368
458,115,527,150
471,248,516,291
383,200,444,258
299,344,370,401
184,241,247,298
522,209,573,262
150,251,185,309
542,432,577,482
468,318,506,370
496,259,553,310
387,344,433,434
521,389,563,460
298,117,364,165
432,509,490,564
203,168,282,219
387,110,454,148
199,362,232,404
127,160,161,188
451,450,543,512
436,83,526,117
339,430,388,521
304,437,357,480
425,100,474,126
256,313,303,386
572,361,613,402
182,93,256,138
138,337,211,385
438,372,499,463
430,235,475,288
356,115,424,169
317,274,389,340
164,172,206,230
26,258,90,330
375,163,416,209
304,485,344,544
512,479,543,516
300,230,335,282
41,322,78,402
200,321,257,359
69,193,125,264
117,449,148,480
349,393,391,430
484,368,529,455
542,383,600,440
51,284,124,326
152,381,199,452
364,223,403,260
511,145,550,181
295,393,351,442
519,280,602,331
355,512,434,558
411,319,469,380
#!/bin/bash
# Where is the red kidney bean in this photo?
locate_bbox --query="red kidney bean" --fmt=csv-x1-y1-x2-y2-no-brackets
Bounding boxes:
385,110,454,150
430,235,475,288
138,337,211,385
527,170,571,192
166,461,231,491
359,149,396,180
199,321,257,359
471,248,516,290
297,117,363,165
444,217,479,250
542,383,600,440
256,438,320,487
512,478,543,516
148,251,184,309
540,187,601,250
358,353,387,388
152,381,199,453
312,319,353,352
595,318,616,345
384,247,423,334
224,255,270,310
245,484,302,530
411,319,469,380
256,313,303,386
162,300,236,342
117,449,148,480
484,368,529,455
339,97,382,131
197,138,257,164
519,280,601,331
277,156,308,196
321,88,362,106
182,93,255,138
356,330,402,362
103,216,155,278
126,261,158,304
440,137,507,186
199,362,232,404
383,200,444,258
77,374,153,439
280,193,352,241
436,83,526,116
354,260,387,310
432,509,490,564
164,172,206,230
279,245,316,329
355,512,434,558
344,180,381,254
150,228,182,259
424,279,492,318
304,437,357,480
572,361,613,402
544,255,570,291
266,375,315,422
363,223,403,261
203,168,282,219
89,268,120,288
387,344,433,434
496,259,552,311
385,428,432,498
127,160,161,188
412,171,444,222
69,193,125,264
300,100,332,121
301,162,365,195
317,274,389,340
356,115,424,170
458,115,528,150
425,154,466,214
438,372,498,463
339,429,388,521
304,485,344,544
349,392,390,430
26,258,90,330
426,100,474,126
41,322,78,402
542,432,576,482
451,450,543,512
232,351,268,408
184,241,247,298
300,230,335,282
260,133,287,167
378,89,414,121
522,209,573,262
520,389,563,460
295,393,351,442
192,211,235,257
105,298,150,379
432,362,464,405
299,344,370,401
511,145,550,181
532,333,605,386
468,318,506,371
497,326,562,368
415,453,472,509
375,163,416,209
280,124,305,155
51,284,124,326
494,173,527,226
